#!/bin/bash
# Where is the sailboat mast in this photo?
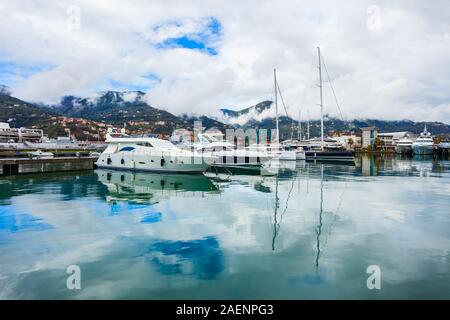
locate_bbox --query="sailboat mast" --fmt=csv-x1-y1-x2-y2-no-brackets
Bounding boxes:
274,69,279,141
318,47,324,151
307,109,310,140
298,109,302,141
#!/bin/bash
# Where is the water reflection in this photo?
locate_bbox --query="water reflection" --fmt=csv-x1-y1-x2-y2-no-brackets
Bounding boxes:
147,236,224,280
357,154,450,177
0,156,449,299
315,165,324,269
96,169,219,205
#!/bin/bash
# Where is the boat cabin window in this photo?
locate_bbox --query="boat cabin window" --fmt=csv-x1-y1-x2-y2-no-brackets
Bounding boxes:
119,146,136,152
201,146,233,152
136,142,153,147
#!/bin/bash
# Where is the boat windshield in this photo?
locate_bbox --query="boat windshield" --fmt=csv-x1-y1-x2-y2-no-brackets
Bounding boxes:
198,134,223,143
146,139,177,149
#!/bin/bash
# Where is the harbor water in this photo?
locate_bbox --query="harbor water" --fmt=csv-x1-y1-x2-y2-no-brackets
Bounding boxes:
0,155,449,299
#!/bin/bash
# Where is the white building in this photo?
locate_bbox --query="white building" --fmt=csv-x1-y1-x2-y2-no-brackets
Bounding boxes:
0,122,43,143
334,134,361,150
377,131,413,146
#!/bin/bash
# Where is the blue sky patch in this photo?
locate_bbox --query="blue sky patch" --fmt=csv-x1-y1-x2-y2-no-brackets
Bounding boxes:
154,17,222,56
0,61,54,86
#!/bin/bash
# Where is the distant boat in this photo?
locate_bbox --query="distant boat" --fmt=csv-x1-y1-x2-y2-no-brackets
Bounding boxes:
280,140,306,160
437,142,450,149
28,150,54,159
246,143,298,161
195,133,272,168
295,149,306,160
412,126,434,155
396,136,413,154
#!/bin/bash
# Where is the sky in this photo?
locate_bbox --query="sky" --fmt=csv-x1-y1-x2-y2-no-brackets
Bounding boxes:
0,0,449,123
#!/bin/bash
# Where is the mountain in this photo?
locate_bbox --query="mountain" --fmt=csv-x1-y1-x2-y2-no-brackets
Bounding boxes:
247,117,450,140
49,91,188,134
55,91,147,116
2,89,229,139
0,92,116,140
221,100,272,118
181,114,231,132
2,89,449,141
0,91,55,128
46,90,230,136
222,100,450,140
0,85,11,96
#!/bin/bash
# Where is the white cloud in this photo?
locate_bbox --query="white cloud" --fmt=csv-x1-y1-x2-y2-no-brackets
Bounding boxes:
0,0,449,123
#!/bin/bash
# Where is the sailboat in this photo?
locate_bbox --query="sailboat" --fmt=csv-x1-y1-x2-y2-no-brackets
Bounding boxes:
304,47,355,163
270,69,305,161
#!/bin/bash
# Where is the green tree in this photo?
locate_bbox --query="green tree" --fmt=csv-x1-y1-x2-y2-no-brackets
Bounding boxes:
347,138,354,150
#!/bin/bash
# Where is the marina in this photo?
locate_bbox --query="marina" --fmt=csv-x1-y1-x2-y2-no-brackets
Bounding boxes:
0,154,449,299
1,0,450,307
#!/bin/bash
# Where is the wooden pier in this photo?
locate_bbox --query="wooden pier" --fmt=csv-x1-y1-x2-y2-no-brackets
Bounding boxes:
0,157,98,176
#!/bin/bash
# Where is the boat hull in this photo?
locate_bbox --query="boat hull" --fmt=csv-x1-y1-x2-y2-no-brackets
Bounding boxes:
412,145,434,155
305,151,355,163
274,150,296,161
96,152,211,173
209,151,271,167
396,145,412,154
295,151,306,160
207,165,263,175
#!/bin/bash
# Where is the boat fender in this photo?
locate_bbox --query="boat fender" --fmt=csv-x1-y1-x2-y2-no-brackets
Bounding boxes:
160,158,165,166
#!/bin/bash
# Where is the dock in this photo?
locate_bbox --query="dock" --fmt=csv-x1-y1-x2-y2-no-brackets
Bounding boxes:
0,157,98,176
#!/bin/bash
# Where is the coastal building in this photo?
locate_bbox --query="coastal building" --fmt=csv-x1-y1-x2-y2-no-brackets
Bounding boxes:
361,128,417,152
0,122,43,143
377,131,414,146
332,134,361,150
361,127,378,150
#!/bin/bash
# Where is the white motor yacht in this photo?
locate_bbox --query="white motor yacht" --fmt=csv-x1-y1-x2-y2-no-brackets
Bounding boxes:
246,143,299,161
396,136,413,154
195,133,272,168
96,130,214,173
412,126,434,155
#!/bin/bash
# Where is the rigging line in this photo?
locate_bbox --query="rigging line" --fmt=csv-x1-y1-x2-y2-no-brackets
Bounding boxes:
320,53,344,122
272,177,296,251
280,177,296,221
276,82,290,119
